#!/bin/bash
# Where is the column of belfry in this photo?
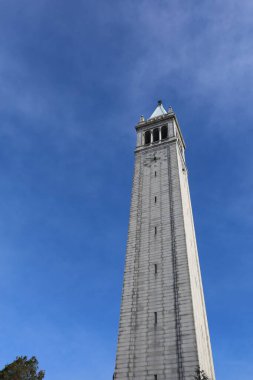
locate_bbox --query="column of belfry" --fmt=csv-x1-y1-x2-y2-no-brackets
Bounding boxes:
113,101,215,380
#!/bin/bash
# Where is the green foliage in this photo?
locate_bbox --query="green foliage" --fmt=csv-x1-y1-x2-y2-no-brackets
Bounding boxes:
0,356,45,380
193,365,209,380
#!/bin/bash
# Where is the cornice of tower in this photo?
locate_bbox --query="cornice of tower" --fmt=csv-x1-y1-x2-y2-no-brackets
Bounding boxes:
135,111,174,130
134,136,178,154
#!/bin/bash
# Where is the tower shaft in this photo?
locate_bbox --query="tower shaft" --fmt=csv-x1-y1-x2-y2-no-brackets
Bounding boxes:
114,105,215,380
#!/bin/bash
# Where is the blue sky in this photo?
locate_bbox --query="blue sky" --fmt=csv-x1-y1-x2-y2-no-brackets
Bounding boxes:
0,1,252,379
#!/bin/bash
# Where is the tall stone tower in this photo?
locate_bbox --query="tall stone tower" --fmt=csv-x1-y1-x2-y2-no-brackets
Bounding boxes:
114,101,215,380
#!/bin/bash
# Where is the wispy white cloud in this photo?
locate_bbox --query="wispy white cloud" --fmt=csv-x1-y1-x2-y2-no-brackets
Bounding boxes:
119,1,253,126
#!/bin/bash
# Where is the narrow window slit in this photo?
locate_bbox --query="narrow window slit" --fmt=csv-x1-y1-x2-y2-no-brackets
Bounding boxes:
155,226,157,235
154,375,158,380
161,125,168,140
155,171,157,177
154,264,158,275
155,196,157,203
144,130,151,145
153,128,159,142
154,312,157,325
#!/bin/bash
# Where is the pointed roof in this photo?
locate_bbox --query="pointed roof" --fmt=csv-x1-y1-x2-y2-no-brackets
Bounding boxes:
149,100,167,119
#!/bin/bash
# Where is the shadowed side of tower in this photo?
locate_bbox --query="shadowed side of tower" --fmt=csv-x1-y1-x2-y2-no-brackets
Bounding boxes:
113,102,215,380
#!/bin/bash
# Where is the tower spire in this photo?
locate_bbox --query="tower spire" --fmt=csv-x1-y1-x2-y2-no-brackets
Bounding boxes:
149,100,167,119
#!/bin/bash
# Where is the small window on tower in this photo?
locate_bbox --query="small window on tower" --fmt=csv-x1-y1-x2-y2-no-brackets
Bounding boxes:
154,264,158,274
155,226,157,235
154,375,158,380
161,125,168,140
155,171,157,177
155,196,157,203
154,312,157,325
144,130,151,145
153,128,159,142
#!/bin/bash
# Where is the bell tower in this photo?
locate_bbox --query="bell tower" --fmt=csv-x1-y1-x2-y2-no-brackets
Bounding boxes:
114,101,215,380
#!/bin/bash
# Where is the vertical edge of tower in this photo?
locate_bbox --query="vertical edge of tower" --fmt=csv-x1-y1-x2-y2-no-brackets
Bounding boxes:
114,147,143,380
174,116,216,379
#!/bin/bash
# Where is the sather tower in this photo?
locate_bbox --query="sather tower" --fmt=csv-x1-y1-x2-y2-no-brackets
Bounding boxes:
114,101,215,380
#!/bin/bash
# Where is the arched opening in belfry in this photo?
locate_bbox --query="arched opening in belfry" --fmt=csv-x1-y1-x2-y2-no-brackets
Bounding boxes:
161,125,168,140
153,128,159,142
144,130,151,145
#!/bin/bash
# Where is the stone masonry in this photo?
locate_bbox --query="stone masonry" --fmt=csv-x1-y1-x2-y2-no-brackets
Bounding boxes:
113,102,216,380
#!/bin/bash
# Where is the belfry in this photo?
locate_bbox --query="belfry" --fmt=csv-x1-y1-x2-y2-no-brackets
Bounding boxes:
114,102,215,380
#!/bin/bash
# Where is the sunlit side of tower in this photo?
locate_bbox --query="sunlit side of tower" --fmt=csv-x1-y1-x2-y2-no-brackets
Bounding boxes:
114,101,215,380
